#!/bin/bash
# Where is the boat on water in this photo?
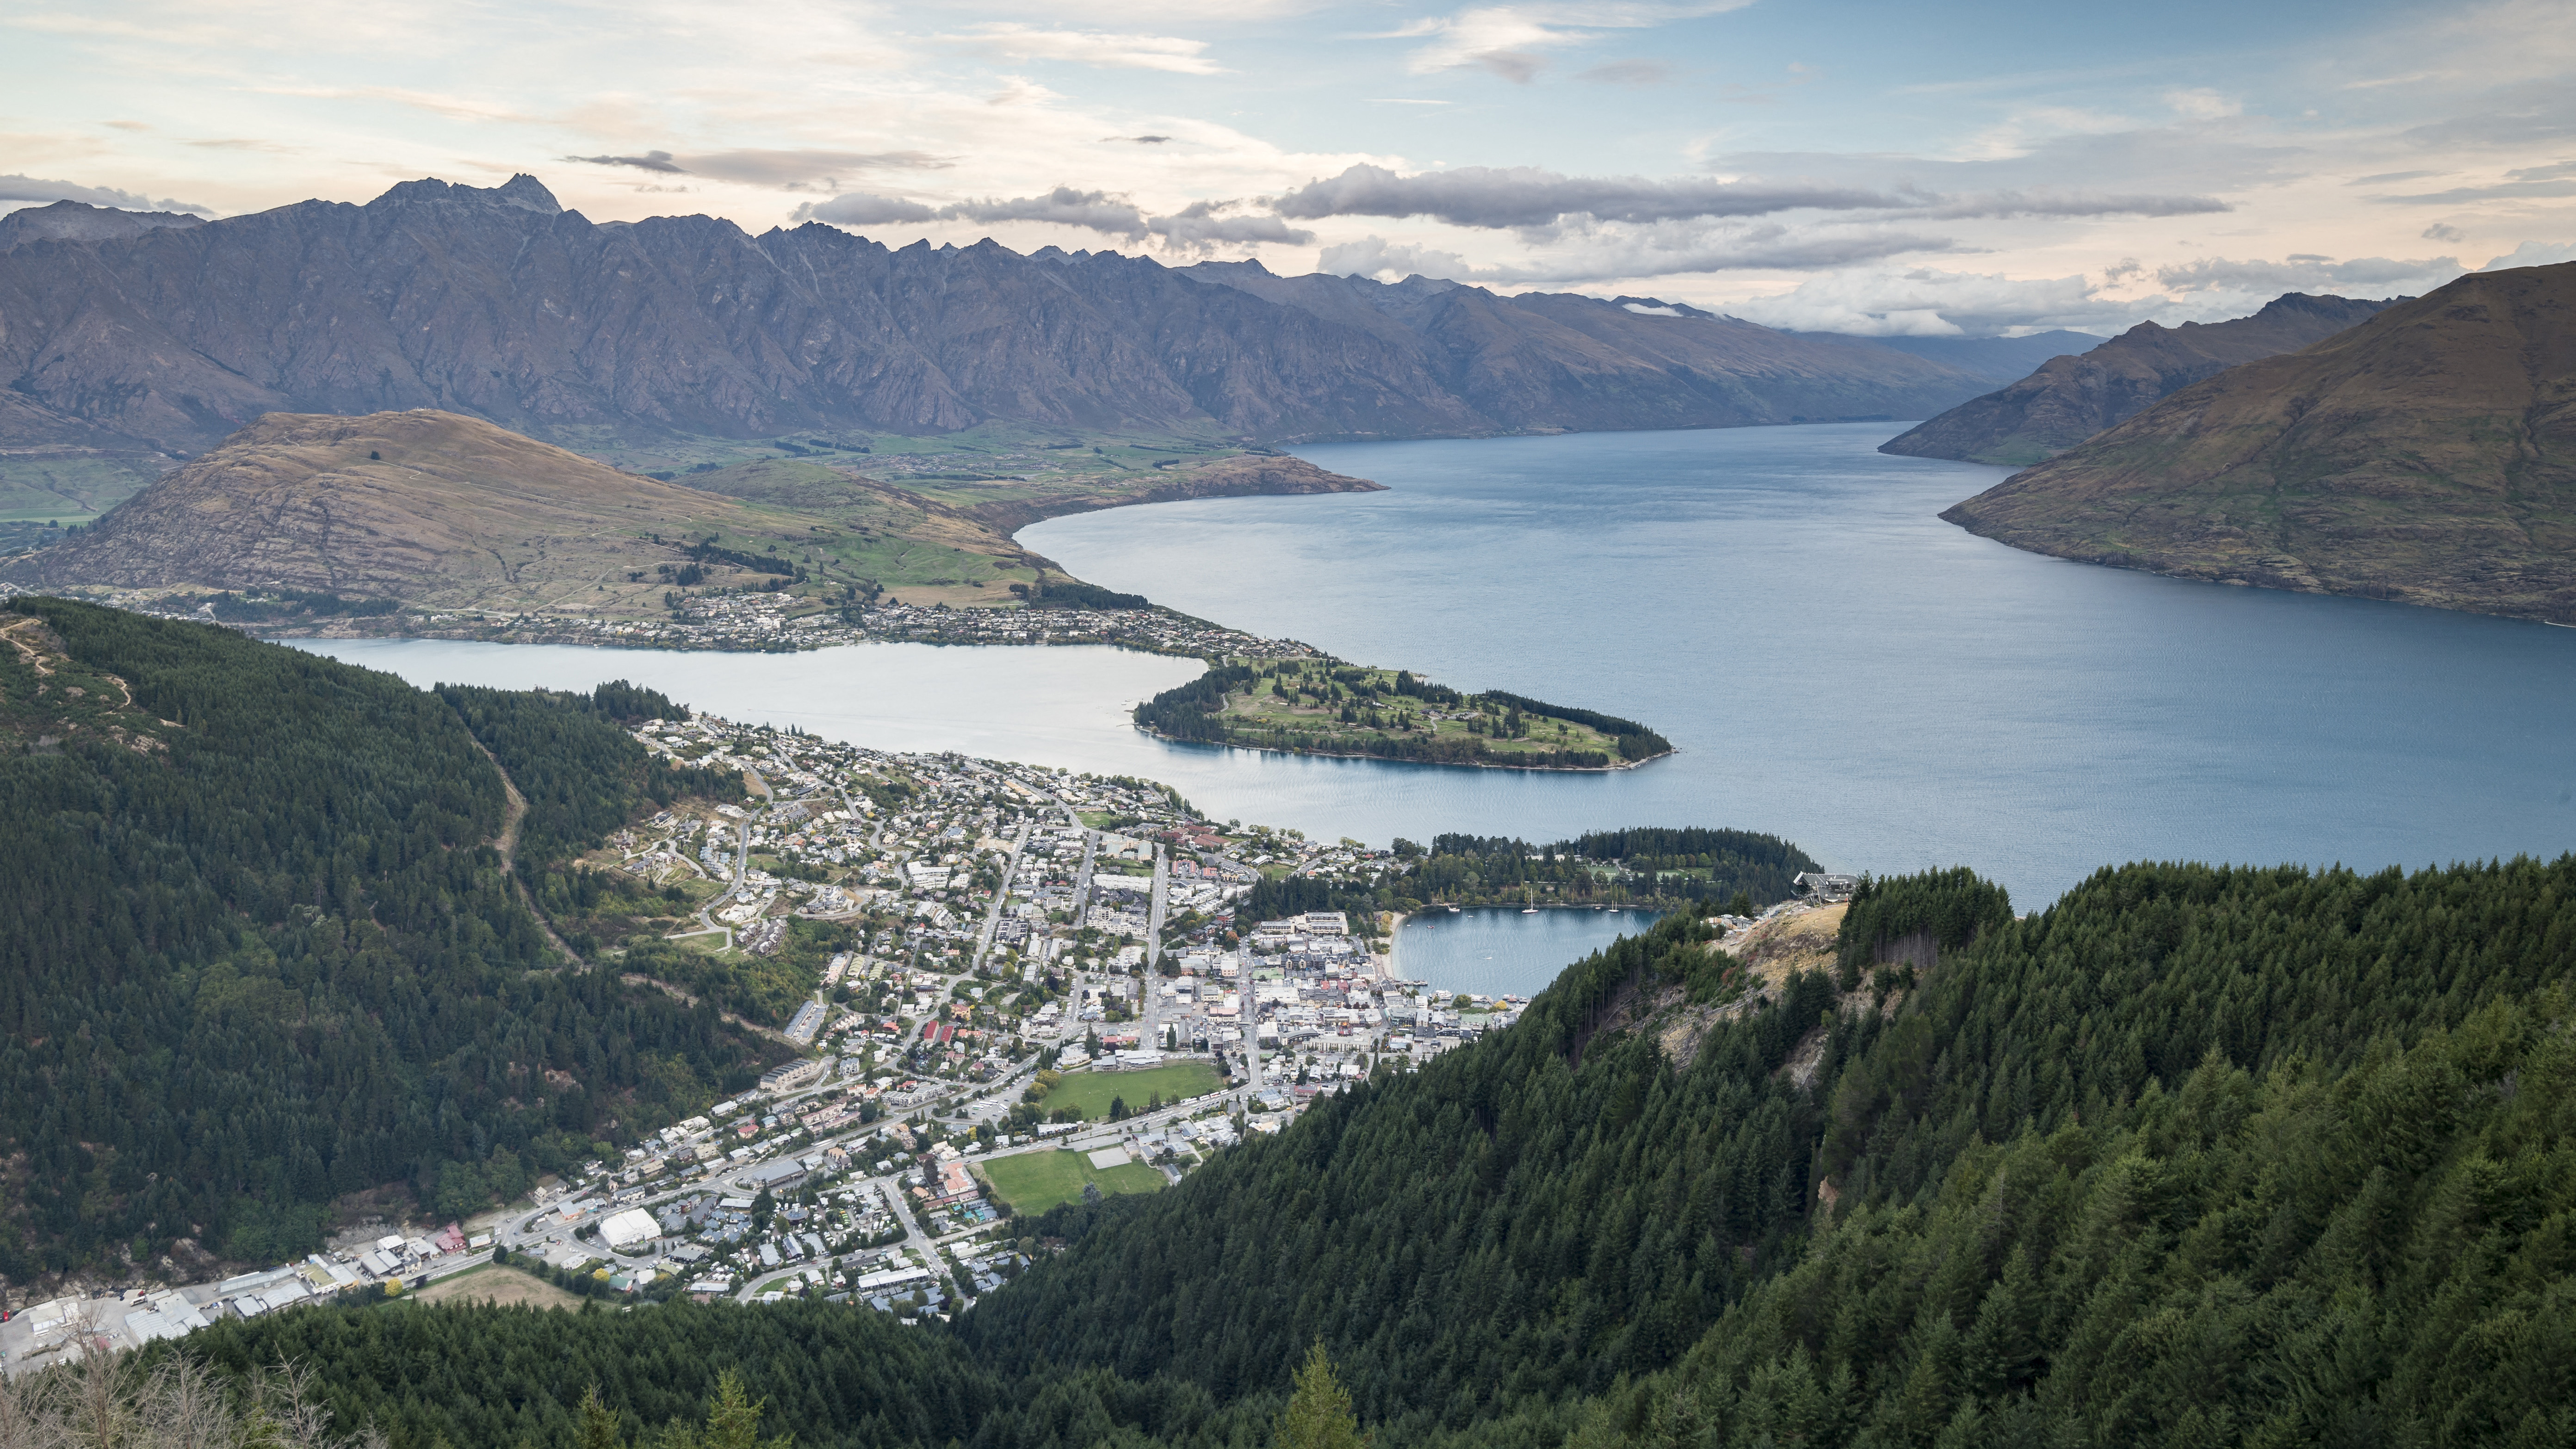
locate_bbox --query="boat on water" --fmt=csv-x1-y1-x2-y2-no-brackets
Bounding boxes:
1521,886,1538,915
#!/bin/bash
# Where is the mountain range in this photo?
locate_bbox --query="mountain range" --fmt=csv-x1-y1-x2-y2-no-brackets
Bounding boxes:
0,177,1997,475
1882,292,2400,466
1942,261,2576,624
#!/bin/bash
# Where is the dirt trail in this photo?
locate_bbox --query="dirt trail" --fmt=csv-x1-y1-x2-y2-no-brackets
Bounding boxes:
460,732,587,968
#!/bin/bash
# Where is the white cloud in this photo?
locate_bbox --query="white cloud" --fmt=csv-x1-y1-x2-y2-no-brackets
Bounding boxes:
0,172,211,214
1377,2,1750,80
2481,238,2576,268
1719,267,2151,335
1318,220,1954,283
2153,253,2461,294
1150,200,1315,252
2164,88,2241,121
937,23,1226,75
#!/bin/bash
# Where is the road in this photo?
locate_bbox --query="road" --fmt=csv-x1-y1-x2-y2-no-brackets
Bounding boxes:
1140,843,1169,1043
970,819,1031,973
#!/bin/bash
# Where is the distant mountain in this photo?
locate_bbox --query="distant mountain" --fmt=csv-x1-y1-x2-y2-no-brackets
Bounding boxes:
1941,262,2576,624
0,409,1051,613
0,198,205,249
1882,293,2402,465
1808,329,2105,385
0,175,1995,464
1177,266,1996,433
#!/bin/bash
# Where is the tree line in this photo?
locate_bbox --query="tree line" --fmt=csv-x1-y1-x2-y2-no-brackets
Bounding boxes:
0,605,772,1277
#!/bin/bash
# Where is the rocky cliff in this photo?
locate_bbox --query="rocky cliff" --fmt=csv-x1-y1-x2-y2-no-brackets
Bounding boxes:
1939,263,2576,623
0,176,1995,460
1881,293,2400,466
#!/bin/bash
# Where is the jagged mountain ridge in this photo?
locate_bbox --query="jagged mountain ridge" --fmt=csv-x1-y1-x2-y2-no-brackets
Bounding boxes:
1881,292,2402,466
1941,261,2576,623
0,198,206,249
0,175,1996,459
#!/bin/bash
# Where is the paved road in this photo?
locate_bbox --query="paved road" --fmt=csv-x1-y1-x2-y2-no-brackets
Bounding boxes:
971,819,1031,973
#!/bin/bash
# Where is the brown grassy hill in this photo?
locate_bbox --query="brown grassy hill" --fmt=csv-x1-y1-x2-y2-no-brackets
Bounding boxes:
0,409,1045,614
1882,293,2397,466
1939,262,2576,623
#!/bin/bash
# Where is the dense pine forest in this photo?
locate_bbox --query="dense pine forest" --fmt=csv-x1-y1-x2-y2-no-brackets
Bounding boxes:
160,851,2576,1446
0,603,771,1276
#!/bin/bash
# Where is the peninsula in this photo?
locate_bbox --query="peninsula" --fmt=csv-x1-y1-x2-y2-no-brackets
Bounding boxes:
0,409,1675,771
1133,658,1674,770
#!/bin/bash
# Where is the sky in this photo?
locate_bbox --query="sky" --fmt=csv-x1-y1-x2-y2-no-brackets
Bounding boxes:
5,0,2575,335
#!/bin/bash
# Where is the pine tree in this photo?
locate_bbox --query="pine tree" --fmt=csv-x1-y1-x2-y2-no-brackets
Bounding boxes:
1275,1343,1368,1449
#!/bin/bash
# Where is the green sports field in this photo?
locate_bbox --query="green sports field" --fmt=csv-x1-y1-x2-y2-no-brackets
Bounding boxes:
978,1149,1168,1215
1039,1062,1222,1120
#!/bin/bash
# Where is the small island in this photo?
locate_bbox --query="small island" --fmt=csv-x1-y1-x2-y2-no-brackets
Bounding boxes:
1133,657,1673,770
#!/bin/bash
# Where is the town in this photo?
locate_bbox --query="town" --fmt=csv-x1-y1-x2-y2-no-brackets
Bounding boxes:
0,716,1543,1371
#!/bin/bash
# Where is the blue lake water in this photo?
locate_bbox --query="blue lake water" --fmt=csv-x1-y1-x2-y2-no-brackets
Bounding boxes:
1395,908,1663,998
303,422,2576,936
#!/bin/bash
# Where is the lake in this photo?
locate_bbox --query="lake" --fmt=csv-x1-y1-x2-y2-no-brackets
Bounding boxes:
301,422,2576,919
1394,907,1662,998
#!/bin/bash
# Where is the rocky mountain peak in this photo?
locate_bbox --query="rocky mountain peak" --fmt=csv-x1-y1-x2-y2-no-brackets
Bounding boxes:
367,174,563,215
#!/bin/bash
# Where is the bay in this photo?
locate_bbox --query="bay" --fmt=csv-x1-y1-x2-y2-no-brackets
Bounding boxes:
302,421,2576,922
1023,423,2576,908
1395,907,1663,998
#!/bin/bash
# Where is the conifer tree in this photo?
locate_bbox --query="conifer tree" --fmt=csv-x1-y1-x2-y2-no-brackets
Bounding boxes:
1275,1343,1368,1449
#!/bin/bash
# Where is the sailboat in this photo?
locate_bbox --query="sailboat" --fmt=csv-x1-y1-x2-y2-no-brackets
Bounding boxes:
1521,884,1538,915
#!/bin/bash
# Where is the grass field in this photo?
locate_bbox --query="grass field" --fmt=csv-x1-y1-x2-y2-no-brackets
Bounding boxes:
410,1264,582,1311
978,1149,1170,1215
1039,1062,1222,1120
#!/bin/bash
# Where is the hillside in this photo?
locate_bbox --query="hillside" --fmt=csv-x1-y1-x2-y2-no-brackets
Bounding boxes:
1942,262,2576,623
0,176,1994,488
175,855,2576,1448
1881,292,2399,465
0,601,769,1277
0,409,1054,615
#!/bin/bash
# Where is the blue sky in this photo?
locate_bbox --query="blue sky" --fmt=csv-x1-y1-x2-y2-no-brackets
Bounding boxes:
5,0,2572,334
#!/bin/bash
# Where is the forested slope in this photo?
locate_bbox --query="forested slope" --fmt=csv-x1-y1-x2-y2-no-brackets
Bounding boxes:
0,603,770,1276
94,750,2576,1443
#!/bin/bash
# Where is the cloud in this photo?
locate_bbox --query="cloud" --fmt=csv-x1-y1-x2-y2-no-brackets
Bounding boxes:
938,23,1225,74
947,186,1149,238
2482,239,2576,269
2423,222,2467,242
1319,221,1953,284
1579,59,1672,85
1317,235,1478,279
1151,201,1316,251
1104,135,1172,144
1720,266,2150,336
792,192,939,225
566,149,949,187
2163,88,2240,120
2153,254,2462,294
2376,177,2576,204
0,173,211,214
1274,163,1907,227
799,186,1156,239
1269,163,2224,231
1379,2,1751,79
569,150,687,174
